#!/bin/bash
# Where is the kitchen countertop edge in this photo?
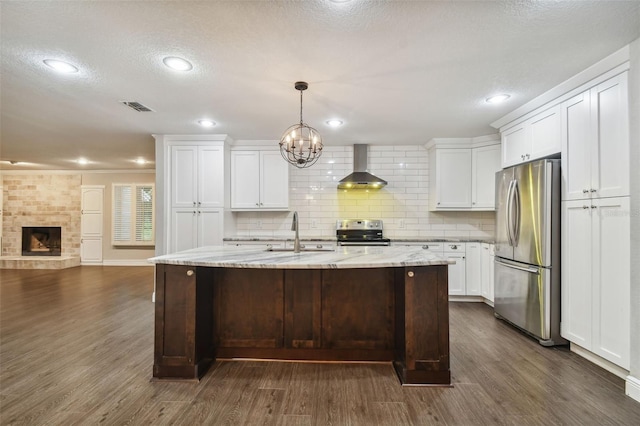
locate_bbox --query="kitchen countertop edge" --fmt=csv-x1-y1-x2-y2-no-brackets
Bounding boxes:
149,245,453,269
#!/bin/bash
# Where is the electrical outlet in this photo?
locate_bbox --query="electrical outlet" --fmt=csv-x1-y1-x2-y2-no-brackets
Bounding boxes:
256,219,263,229
311,219,318,229
399,219,405,229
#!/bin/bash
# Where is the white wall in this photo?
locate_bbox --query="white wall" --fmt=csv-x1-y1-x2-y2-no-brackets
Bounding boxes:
232,145,495,240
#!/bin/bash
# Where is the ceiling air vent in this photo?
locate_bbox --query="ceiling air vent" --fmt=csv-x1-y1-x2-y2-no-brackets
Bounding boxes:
120,101,154,112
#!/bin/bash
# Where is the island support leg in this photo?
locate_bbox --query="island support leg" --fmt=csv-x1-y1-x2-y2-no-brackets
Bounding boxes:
393,265,451,386
153,265,215,380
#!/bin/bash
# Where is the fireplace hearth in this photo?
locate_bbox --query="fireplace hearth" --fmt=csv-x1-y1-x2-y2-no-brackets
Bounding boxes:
22,227,62,256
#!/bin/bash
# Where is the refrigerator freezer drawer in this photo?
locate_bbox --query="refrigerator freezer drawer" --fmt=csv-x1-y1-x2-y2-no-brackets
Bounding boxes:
494,258,565,345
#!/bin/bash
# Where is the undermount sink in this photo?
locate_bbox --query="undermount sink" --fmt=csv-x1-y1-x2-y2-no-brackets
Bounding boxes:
267,247,335,252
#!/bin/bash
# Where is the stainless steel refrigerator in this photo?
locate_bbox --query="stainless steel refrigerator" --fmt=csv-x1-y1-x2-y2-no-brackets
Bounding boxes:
494,159,566,346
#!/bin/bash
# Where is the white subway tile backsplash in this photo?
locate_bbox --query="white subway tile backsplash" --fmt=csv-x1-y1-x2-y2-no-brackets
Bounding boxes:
240,145,495,240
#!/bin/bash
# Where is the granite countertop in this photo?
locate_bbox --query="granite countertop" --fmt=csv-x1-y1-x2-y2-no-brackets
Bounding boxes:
149,245,453,269
223,236,495,244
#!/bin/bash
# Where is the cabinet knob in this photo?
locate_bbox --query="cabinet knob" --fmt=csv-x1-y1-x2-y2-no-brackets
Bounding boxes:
255,203,259,206
316,245,323,248
422,245,429,249
437,202,441,205
451,245,458,249
526,154,530,159
583,205,589,209
193,211,197,215
186,270,194,277
193,201,196,206
591,205,597,209
472,202,476,205
590,189,597,193
198,201,201,205
407,271,414,278
583,189,589,193
521,155,525,160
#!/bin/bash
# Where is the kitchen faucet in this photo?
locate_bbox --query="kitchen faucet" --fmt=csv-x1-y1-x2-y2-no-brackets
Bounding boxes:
291,211,301,253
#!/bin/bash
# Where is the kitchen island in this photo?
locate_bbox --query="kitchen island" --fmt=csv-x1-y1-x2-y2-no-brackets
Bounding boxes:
150,245,452,386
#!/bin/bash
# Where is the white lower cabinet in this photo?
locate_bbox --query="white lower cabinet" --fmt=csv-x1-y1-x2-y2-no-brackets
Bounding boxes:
394,241,494,301
223,240,284,249
170,208,223,253
444,243,466,296
464,243,482,296
286,240,335,250
561,197,630,369
480,243,495,303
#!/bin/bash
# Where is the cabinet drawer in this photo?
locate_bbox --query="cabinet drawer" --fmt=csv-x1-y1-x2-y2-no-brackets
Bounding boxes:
443,243,466,253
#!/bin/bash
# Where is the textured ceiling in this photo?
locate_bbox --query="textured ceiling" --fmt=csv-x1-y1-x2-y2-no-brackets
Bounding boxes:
1,1,639,170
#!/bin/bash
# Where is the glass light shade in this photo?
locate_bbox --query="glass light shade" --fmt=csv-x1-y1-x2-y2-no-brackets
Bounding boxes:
279,123,323,168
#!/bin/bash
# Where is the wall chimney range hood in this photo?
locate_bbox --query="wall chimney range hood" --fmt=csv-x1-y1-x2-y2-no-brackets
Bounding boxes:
337,144,387,190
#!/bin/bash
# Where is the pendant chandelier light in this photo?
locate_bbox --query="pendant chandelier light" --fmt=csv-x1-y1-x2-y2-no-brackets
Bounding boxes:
279,81,323,168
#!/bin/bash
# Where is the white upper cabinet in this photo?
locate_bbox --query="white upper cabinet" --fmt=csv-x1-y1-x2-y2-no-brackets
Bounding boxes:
171,145,224,208
427,137,501,211
231,150,289,210
561,72,629,201
472,144,501,209
157,135,230,254
431,148,472,210
501,104,562,168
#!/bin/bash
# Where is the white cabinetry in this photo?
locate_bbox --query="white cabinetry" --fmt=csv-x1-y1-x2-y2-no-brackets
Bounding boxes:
286,240,335,250
81,185,104,264
472,145,501,209
480,243,495,304
427,136,501,211
231,150,289,210
444,243,466,296
431,148,472,209
501,104,562,168
166,140,227,253
561,72,629,201
561,197,630,369
171,145,224,208
465,243,482,296
223,240,284,249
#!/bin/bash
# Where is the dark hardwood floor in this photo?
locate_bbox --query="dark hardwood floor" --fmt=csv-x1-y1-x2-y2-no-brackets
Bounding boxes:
1,266,639,425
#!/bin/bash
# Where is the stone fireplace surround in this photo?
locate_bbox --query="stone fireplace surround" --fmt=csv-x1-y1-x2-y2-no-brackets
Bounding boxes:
1,174,81,269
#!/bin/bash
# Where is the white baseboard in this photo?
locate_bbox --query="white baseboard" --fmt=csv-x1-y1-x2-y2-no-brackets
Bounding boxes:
626,375,640,403
101,260,153,266
448,296,484,303
570,343,629,380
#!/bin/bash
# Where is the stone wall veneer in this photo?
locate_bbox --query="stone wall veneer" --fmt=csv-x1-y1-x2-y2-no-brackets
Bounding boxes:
2,174,81,258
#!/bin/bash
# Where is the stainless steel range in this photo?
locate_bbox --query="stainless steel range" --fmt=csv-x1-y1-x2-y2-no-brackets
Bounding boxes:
336,219,391,246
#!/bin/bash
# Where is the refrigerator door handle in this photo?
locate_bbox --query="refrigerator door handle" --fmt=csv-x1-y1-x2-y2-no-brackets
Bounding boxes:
506,180,515,247
496,259,540,275
512,180,521,247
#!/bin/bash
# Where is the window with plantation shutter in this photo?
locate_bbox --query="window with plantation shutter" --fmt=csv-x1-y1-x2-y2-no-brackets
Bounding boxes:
112,184,155,246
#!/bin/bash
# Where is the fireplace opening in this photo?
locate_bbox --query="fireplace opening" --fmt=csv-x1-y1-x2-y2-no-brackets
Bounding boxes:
22,227,62,256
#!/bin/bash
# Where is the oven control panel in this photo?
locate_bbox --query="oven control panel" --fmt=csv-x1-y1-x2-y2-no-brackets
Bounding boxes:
336,219,383,230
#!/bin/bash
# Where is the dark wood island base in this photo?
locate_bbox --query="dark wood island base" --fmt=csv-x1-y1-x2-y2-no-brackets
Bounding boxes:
153,264,450,386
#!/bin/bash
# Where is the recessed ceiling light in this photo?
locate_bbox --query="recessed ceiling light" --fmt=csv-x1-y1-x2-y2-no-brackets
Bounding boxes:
77,158,89,165
486,94,511,104
135,158,146,165
43,59,79,73
198,119,216,127
163,56,193,71
326,119,344,127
